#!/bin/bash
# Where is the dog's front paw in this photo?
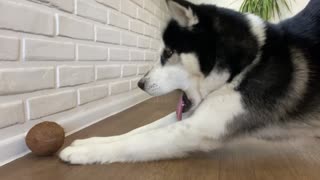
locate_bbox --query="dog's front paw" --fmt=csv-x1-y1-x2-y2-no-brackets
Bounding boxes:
59,146,96,165
70,139,90,146
70,137,121,146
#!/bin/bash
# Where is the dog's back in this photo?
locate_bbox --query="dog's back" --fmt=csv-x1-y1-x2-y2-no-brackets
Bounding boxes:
225,0,320,139
252,0,320,140
284,0,320,119
281,0,320,57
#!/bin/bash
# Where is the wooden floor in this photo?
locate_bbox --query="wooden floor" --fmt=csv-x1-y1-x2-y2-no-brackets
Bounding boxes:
1,92,320,180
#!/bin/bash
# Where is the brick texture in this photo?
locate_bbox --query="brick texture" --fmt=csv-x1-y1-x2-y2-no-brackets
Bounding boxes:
121,0,137,18
96,65,122,80
78,44,108,61
0,1,55,36
96,27,121,44
25,39,75,61
108,12,129,30
145,51,157,61
0,101,25,129
138,37,150,49
77,0,108,23
0,36,20,61
58,15,94,40
110,81,130,95
131,0,143,7
130,50,145,61
59,66,95,87
121,32,137,47
130,20,144,34
138,65,151,75
78,85,108,105
27,90,77,120
109,48,130,61
0,68,55,95
0,0,168,130
122,65,137,77
131,78,140,89
96,0,120,10
39,0,74,12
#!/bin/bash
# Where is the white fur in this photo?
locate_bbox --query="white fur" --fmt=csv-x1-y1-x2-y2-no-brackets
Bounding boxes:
185,7,199,27
60,43,245,165
142,61,189,96
245,14,266,48
71,112,178,146
200,70,230,98
140,52,232,110
231,14,266,86
180,53,203,108
167,1,198,27
60,86,244,164
181,53,201,76
59,2,259,166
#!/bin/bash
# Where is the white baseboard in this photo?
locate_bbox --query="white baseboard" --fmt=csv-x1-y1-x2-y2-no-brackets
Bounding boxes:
0,90,150,166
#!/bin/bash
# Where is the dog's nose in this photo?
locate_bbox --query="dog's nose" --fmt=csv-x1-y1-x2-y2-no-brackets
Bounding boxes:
138,80,145,90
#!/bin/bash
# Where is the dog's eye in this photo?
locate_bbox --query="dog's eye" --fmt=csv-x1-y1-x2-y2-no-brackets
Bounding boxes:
161,48,175,65
163,49,174,59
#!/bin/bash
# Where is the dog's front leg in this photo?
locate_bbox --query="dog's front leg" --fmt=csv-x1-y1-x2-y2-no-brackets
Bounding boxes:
71,112,180,146
60,120,218,164
60,86,244,164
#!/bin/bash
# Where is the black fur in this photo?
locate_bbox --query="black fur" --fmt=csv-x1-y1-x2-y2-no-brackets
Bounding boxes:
162,2,259,78
281,0,320,118
235,0,320,135
163,0,320,137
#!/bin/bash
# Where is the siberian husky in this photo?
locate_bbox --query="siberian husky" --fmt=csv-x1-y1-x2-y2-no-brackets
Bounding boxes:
60,0,320,164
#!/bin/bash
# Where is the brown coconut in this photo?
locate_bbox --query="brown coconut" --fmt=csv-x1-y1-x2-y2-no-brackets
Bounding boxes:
26,121,65,156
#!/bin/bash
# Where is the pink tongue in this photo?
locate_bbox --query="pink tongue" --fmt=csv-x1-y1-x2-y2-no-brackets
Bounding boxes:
176,94,184,121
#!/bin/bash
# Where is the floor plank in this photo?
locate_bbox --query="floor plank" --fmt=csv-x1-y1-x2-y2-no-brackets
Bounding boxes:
1,91,320,180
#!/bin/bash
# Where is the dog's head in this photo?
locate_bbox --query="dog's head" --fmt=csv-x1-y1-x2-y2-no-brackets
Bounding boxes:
138,0,264,112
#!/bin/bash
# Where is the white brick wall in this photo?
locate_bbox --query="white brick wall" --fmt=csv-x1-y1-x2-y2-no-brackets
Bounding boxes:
39,0,74,12
78,84,108,105
109,48,130,61
0,101,25,128
0,67,55,95
122,65,138,77
25,39,75,61
78,44,108,61
96,0,120,10
121,0,137,18
138,37,150,49
96,27,121,44
110,80,131,95
0,36,20,61
77,0,108,23
108,12,129,30
27,90,77,120
130,20,144,34
138,65,151,75
0,1,55,36
58,66,95,87
58,15,95,40
121,32,138,47
130,78,140,89
0,0,168,164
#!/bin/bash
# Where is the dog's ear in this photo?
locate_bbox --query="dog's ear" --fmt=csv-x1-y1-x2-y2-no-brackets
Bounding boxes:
166,0,198,27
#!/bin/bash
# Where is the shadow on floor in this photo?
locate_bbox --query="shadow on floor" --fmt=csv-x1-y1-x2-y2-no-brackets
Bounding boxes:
1,91,320,180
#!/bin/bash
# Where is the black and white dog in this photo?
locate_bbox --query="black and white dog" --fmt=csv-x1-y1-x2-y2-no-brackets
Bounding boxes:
60,0,320,164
